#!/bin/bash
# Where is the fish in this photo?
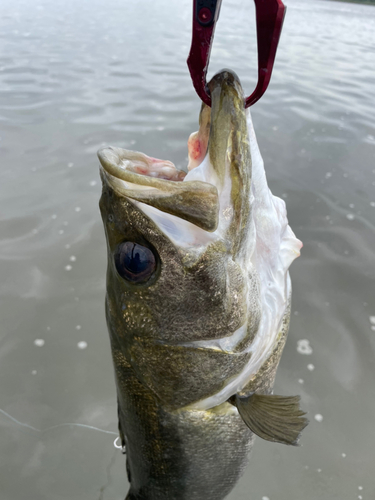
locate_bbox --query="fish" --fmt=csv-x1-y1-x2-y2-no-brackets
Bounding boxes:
98,69,308,500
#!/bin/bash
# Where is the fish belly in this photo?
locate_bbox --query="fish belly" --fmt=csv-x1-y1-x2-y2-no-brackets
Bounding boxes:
113,346,254,500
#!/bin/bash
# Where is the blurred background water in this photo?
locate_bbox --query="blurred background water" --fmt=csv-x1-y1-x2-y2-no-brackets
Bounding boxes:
0,0,374,498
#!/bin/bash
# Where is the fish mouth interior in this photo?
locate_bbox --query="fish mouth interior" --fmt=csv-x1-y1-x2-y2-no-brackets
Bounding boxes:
98,109,211,189
103,147,188,183
128,157,186,181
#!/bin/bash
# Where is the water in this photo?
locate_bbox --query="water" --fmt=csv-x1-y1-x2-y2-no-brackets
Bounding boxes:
0,0,374,498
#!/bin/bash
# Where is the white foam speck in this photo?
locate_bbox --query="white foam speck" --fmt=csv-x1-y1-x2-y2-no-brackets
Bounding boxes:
70,256,76,262
369,316,375,325
262,497,270,500
77,341,88,349
307,364,315,371
68,162,74,168
370,202,375,207
298,379,304,384
59,229,64,235
317,468,322,473
32,370,37,375
75,207,81,212
346,213,355,220
358,486,363,491
325,172,332,179
89,180,97,187
358,496,362,499
51,214,57,219
34,339,45,347
314,414,323,422
349,203,355,208
341,453,346,458
76,325,82,330
157,126,165,131
65,265,72,271
297,339,313,355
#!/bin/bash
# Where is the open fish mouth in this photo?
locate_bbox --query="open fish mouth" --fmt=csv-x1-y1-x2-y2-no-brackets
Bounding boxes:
98,70,252,248
97,93,211,197
98,144,222,247
99,148,187,182
99,70,302,411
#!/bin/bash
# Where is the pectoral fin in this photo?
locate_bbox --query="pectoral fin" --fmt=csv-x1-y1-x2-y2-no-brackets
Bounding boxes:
233,393,309,446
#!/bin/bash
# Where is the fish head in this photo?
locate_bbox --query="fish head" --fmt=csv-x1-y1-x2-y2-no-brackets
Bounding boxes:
99,70,301,411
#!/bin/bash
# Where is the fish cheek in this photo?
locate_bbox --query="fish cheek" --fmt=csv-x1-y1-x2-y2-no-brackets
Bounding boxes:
147,248,248,343
106,282,157,351
186,253,248,338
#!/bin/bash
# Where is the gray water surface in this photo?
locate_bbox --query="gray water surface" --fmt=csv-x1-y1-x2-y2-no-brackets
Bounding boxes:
1,0,375,499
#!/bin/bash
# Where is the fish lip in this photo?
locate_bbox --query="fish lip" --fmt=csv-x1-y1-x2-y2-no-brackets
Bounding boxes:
97,146,187,186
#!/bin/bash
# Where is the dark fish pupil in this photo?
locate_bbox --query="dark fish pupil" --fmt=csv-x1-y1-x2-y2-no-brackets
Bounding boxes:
115,241,156,283
124,245,149,273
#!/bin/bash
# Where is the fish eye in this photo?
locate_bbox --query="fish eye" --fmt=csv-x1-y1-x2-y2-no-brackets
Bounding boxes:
114,241,156,283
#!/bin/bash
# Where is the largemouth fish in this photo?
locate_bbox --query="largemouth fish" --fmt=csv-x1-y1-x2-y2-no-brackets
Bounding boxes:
98,70,307,500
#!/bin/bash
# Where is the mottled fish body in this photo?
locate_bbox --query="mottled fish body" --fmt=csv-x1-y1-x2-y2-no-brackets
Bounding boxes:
99,70,307,500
